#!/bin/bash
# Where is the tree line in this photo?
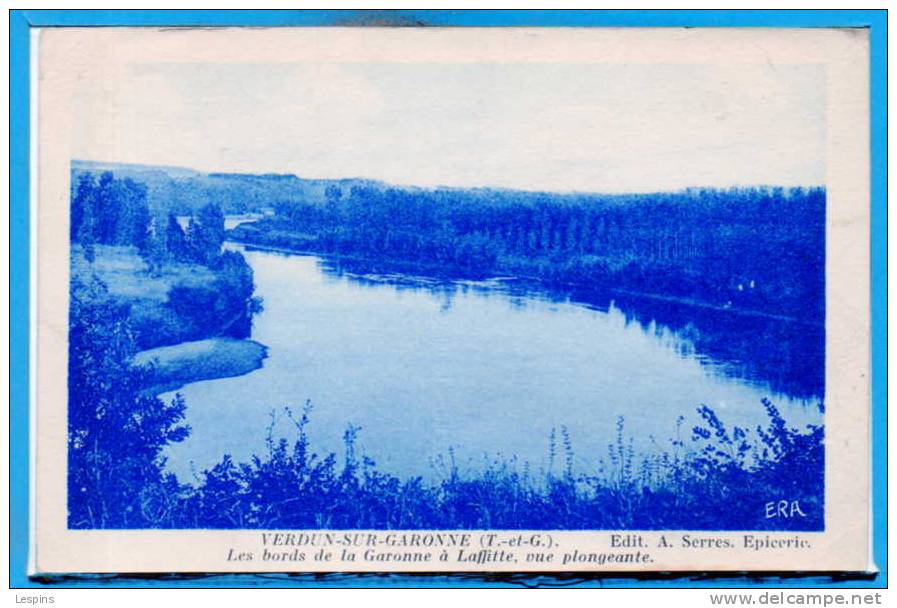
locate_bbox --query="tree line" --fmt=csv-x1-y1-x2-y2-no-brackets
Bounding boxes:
72,170,232,268
71,172,152,256
233,184,825,321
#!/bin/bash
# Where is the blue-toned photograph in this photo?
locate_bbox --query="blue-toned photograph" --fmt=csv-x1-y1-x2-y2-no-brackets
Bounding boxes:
66,59,825,532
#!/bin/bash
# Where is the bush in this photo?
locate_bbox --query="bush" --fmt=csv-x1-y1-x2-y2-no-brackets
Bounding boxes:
159,399,824,531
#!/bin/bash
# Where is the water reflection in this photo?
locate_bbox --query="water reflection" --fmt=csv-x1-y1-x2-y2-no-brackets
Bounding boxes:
164,244,823,481
316,252,824,402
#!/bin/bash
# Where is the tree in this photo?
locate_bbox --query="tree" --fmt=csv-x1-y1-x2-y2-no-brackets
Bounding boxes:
92,172,120,244
165,213,189,262
198,202,226,252
165,250,258,341
186,203,226,264
115,178,151,251
68,275,190,528
325,184,342,203
71,171,152,252
71,173,96,243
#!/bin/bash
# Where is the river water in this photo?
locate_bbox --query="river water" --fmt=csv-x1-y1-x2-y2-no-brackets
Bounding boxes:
162,242,823,483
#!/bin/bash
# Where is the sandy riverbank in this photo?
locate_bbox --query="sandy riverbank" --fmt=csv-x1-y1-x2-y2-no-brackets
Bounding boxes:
133,337,268,394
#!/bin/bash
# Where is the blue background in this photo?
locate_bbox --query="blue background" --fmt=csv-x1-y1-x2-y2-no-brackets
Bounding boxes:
9,9,887,589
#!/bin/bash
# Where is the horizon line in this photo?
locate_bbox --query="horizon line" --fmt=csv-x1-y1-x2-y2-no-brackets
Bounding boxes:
70,158,827,198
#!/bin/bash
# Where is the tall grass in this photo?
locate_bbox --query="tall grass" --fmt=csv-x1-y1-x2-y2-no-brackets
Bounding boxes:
162,398,822,531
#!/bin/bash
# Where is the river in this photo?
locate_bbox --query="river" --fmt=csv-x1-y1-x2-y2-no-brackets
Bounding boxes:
162,241,823,483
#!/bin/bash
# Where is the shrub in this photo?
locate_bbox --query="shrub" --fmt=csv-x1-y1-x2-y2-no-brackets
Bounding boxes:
160,399,824,531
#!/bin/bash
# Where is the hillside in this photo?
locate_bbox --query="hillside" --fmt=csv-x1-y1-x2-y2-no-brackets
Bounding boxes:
71,159,385,216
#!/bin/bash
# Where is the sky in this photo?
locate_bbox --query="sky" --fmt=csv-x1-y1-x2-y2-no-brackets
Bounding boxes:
72,61,825,193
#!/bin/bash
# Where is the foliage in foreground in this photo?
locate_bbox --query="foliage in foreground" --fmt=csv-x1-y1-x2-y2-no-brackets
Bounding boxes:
166,399,822,531
69,274,823,531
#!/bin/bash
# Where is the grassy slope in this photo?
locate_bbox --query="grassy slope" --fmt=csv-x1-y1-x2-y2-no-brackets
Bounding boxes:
71,244,217,302
73,245,268,392
133,338,268,394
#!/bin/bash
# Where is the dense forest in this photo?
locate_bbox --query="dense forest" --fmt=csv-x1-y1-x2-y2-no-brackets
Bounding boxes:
71,161,825,324
231,184,826,323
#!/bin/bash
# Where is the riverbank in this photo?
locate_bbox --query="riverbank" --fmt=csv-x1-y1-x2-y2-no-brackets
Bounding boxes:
134,337,268,394
227,234,817,326
71,244,268,393
72,244,259,349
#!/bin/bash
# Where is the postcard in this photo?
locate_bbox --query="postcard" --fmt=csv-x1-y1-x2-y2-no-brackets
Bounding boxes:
29,26,872,574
